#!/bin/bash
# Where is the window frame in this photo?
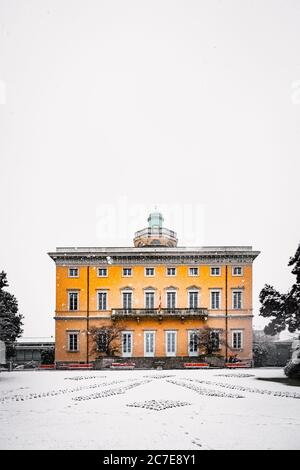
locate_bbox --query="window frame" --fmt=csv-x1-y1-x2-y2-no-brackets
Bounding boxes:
144,331,156,357
165,330,177,357
232,330,244,350
188,290,199,309
97,290,108,311
232,266,243,276
97,267,108,277
122,331,133,357
145,267,155,277
122,267,133,277
68,331,79,352
210,289,221,310
68,267,79,278
210,329,221,351
166,267,176,277
122,290,133,310
188,266,199,277
144,290,155,310
188,330,199,357
68,290,79,311
232,290,243,310
166,290,177,310
210,266,221,276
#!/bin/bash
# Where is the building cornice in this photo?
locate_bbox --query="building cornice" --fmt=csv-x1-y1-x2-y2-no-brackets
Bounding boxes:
48,246,260,266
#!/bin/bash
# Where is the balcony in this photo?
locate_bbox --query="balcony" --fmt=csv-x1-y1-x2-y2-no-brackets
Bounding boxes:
133,227,178,247
111,308,208,322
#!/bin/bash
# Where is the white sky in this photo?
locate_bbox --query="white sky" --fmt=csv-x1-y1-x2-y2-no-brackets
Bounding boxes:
0,0,299,338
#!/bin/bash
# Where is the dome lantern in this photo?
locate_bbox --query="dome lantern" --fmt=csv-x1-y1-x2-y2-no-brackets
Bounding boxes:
147,212,164,229
133,212,177,247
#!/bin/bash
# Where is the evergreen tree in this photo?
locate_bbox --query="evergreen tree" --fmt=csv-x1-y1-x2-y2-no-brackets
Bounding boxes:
259,244,300,335
0,271,23,358
41,347,55,365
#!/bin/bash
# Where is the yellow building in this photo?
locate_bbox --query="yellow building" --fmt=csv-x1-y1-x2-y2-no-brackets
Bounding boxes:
48,213,260,366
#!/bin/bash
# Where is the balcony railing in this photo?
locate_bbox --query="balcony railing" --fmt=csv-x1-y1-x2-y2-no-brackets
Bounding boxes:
134,227,177,239
111,308,208,320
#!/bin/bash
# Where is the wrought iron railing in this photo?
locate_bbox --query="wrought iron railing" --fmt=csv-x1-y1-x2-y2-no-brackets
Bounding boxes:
111,308,208,318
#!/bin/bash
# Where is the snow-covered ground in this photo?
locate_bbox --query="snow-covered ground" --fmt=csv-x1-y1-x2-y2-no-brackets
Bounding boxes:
0,368,299,450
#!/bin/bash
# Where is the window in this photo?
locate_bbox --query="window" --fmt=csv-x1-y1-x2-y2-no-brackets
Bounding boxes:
232,330,243,349
98,268,107,277
188,291,199,309
189,267,199,276
123,268,132,277
188,331,199,356
166,291,176,310
122,332,133,357
68,332,79,352
98,291,107,310
210,290,221,309
145,291,155,310
232,290,243,309
210,266,221,276
68,291,79,311
232,266,243,276
145,267,155,277
33,350,41,361
25,350,33,361
166,331,177,357
144,331,155,357
97,332,108,352
122,291,132,310
210,330,220,351
69,268,79,277
167,267,176,276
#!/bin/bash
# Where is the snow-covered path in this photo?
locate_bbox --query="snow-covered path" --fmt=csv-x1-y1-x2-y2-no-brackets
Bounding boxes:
0,368,299,450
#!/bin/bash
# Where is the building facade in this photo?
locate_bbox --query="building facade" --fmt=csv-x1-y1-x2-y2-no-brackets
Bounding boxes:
14,337,55,365
49,213,260,364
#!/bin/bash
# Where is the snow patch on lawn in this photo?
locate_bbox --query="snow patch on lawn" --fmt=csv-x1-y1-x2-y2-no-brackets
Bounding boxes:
1,368,300,449
127,399,191,411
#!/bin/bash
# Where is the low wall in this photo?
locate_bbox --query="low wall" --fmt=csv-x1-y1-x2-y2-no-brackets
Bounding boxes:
94,355,225,370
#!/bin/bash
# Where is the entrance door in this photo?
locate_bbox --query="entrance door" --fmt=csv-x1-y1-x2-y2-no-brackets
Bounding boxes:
166,331,177,357
188,331,198,357
144,331,155,357
122,332,133,357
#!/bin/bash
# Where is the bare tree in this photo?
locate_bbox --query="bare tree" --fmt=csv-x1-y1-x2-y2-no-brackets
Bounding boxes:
190,327,229,356
89,322,125,357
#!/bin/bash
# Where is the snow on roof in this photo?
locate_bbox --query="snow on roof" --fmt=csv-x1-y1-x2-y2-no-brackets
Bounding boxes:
16,337,54,344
